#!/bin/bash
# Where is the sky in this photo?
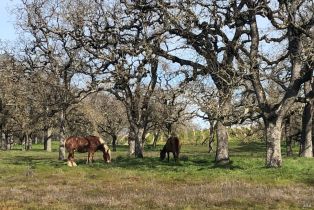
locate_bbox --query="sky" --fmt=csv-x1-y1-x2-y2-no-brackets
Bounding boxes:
0,0,18,42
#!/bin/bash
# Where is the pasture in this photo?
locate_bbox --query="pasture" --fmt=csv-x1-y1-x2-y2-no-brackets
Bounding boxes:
0,141,313,210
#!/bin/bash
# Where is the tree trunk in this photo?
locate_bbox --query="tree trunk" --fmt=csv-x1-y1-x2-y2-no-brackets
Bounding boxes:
134,127,144,158
44,127,52,152
58,110,66,160
300,81,313,157
25,133,32,150
21,135,26,151
284,117,293,156
209,121,216,153
0,131,4,150
300,102,313,157
152,130,160,148
112,134,117,152
215,92,231,165
215,121,229,164
128,123,144,158
128,130,135,156
265,118,283,167
6,134,12,150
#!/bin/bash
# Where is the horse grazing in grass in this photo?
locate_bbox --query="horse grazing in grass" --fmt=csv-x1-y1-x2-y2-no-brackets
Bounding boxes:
65,135,111,167
160,136,180,162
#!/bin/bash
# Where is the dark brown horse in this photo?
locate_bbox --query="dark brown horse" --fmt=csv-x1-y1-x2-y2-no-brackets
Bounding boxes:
65,135,111,167
160,136,180,162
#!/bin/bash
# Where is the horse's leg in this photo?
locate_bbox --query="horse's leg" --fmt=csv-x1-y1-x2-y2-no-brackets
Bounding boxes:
167,152,170,162
91,152,95,163
87,152,91,164
172,144,177,162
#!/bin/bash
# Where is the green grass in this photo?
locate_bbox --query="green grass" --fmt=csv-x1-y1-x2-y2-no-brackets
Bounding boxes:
0,141,313,209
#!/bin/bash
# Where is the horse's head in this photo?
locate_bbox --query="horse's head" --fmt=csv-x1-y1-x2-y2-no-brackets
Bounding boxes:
160,149,166,161
102,144,111,163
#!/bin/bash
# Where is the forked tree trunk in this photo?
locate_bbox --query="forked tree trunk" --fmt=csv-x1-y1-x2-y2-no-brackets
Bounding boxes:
265,118,283,167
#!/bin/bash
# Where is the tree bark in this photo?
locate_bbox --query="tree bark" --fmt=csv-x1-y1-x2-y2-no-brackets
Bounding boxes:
112,134,117,152
25,133,32,150
215,91,231,165
21,134,26,151
215,121,229,164
152,130,160,148
300,97,313,157
265,118,283,167
134,127,144,158
284,117,293,156
58,110,66,160
6,134,12,150
128,129,136,156
0,132,3,150
44,127,52,152
208,121,216,153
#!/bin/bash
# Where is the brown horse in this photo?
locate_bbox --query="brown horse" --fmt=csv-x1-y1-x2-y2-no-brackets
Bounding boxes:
160,136,180,162
65,135,111,167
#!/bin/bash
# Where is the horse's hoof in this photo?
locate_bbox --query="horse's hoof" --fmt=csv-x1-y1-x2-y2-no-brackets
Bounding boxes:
67,161,73,167
72,162,77,167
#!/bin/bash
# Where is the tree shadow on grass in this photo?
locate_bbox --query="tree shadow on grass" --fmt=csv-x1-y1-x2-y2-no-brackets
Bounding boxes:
111,155,184,170
209,160,244,170
3,155,65,168
230,142,265,156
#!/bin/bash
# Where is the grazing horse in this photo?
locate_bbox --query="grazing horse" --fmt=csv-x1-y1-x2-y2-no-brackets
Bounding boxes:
65,135,111,167
160,136,180,162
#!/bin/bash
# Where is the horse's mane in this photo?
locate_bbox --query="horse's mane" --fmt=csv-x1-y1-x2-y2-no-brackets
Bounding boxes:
99,137,105,144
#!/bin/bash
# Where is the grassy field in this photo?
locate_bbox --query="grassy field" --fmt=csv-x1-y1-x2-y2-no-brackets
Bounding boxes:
0,141,313,210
